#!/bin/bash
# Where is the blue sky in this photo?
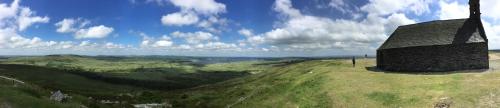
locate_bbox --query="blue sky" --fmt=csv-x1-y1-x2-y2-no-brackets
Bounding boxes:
0,0,500,57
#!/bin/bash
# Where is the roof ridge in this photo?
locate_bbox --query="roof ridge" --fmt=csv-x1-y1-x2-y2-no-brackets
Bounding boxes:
399,18,468,28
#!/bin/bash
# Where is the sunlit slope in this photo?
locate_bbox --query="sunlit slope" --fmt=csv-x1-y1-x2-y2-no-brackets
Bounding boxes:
173,57,500,107
0,55,198,73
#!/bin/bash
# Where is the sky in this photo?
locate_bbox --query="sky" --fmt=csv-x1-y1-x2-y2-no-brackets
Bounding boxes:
0,0,500,57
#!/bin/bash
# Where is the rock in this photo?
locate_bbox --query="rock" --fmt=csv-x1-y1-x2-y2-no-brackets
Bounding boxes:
133,103,170,108
1,102,12,108
434,97,452,108
50,90,68,102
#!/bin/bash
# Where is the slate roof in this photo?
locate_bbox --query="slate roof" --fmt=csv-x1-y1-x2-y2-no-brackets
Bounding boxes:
378,18,487,50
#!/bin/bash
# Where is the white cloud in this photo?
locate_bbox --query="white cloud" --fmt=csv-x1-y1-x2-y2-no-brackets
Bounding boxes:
193,42,238,50
328,0,356,14
152,35,173,47
75,25,114,39
17,8,49,31
238,28,253,37
55,18,77,33
160,0,227,30
171,31,218,44
0,0,144,55
169,0,226,15
0,0,19,21
0,0,52,49
55,18,112,39
361,0,433,16
480,0,500,21
196,16,228,33
79,40,91,46
139,32,174,48
242,0,415,52
0,0,49,31
134,30,243,51
274,0,302,18
153,40,173,47
104,42,125,49
438,1,469,20
161,11,199,26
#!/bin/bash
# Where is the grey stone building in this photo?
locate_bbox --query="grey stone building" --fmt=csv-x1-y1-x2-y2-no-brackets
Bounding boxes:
376,0,488,72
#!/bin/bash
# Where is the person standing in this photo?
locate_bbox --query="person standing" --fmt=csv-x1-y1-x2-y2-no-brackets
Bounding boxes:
352,56,356,67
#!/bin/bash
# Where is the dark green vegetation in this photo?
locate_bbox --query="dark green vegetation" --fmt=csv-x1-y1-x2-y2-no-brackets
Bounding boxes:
0,55,279,107
0,77,82,108
2,53,500,107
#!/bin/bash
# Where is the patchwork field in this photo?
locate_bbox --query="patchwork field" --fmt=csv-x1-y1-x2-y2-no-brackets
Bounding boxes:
1,53,500,107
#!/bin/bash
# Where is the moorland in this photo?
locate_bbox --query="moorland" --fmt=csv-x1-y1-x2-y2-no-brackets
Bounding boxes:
2,51,500,107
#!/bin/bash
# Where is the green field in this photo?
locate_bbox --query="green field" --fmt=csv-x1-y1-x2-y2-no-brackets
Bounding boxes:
1,54,500,107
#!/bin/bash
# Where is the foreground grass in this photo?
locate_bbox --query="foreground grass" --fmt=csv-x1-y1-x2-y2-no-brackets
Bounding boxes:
168,58,500,108
0,78,86,108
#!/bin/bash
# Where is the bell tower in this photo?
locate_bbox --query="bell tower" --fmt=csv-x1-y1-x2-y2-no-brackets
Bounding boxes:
469,0,480,19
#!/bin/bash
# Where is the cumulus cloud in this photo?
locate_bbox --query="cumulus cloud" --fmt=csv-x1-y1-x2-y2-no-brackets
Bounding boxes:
153,40,173,47
360,0,433,16
196,16,229,33
160,0,228,32
74,25,114,39
328,0,360,16
0,0,49,31
0,0,51,49
273,0,301,18
134,30,243,52
171,31,219,44
161,11,199,26
140,33,174,48
238,28,253,37
438,1,469,20
241,0,415,52
169,0,226,15
55,18,114,39
193,42,238,50
0,0,160,55
55,18,78,33
0,0,19,21
17,8,49,31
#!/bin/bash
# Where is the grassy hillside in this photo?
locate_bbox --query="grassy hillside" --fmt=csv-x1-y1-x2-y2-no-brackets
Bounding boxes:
0,55,265,89
0,78,88,108
166,58,500,108
0,56,270,107
0,55,198,73
3,54,500,107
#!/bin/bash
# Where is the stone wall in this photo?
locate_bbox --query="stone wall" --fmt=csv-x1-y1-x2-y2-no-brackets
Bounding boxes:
377,42,489,72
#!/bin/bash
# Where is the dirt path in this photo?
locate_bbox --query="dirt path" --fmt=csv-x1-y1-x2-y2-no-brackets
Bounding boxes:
490,54,500,60
0,76,25,84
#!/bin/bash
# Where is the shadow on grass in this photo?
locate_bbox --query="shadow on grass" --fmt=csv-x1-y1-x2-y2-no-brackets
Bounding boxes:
365,66,489,75
67,67,251,91
253,59,310,67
